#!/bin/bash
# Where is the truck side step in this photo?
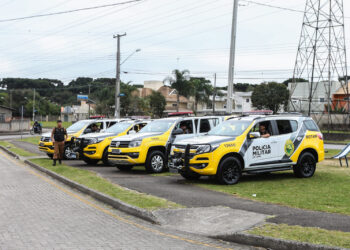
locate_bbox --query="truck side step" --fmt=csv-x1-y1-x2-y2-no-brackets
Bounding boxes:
245,166,292,174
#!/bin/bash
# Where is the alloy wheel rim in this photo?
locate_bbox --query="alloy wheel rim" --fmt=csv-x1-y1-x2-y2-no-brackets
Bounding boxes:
151,155,163,171
223,163,239,183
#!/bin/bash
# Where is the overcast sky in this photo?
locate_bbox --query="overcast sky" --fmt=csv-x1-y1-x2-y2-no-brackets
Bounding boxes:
0,0,349,87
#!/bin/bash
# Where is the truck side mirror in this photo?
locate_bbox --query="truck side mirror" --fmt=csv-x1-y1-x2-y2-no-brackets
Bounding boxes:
172,128,184,136
249,132,261,139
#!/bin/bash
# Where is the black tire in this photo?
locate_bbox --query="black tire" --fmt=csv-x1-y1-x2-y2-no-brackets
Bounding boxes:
102,147,111,166
82,157,99,165
216,156,242,185
47,153,53,159
116,165,133,171
145,150,166,173
293,152,316,178
180,169,201,180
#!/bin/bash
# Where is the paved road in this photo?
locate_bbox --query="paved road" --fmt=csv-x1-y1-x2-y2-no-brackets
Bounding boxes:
0,150,253,250
10,140,350,233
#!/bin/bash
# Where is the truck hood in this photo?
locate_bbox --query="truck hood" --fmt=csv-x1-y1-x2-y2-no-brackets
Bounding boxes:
79,132,114,139
174,135,234,146
112,132,162,141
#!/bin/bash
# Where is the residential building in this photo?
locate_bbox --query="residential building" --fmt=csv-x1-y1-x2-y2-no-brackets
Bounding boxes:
332,81,350,112
0,105,14,122
61,99,96,122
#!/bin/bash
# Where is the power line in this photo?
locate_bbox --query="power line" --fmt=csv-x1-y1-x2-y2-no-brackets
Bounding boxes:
0,0,143,23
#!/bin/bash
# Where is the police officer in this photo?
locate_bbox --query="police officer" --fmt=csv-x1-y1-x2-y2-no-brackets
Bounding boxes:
51,120,68,166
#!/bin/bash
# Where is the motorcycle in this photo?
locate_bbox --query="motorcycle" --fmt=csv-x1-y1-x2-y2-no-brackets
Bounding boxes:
30,125,42,135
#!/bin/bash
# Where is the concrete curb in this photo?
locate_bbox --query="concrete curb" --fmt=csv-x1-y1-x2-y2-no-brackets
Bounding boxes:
0,145,160,225
214,233,345,250
24,160,160,225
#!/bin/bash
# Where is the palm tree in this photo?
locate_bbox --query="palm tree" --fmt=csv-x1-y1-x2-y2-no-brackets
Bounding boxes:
164,69,192,112
189,77,213,114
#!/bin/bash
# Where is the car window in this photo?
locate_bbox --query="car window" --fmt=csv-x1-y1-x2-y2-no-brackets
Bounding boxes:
106,122,132,134
276,120,293,135
208,120,251,137
107,121,117,128
251,121,274,136
139,120,175,133
304,120,319,131
66,120,90,132
176,120,194,134
199,119,211,133
291,120,298,132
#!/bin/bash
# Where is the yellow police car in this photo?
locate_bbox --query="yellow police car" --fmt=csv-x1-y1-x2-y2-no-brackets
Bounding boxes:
38,119,123,159
108,116,221,173
169,115,324,184
76,120,149,165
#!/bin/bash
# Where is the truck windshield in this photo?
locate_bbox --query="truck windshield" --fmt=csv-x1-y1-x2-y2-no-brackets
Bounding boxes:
208,120,251,137
139,120,175,133
67,121,90,133
106,122,132,134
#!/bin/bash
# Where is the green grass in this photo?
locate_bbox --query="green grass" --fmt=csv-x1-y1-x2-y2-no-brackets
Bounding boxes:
324,149,340,158
0,141,37,157
30,158,182,210
193,161,350,215
321,130,350,134
19,136,41,145
247,223,350,249
324,140,349,145
31,121,72,128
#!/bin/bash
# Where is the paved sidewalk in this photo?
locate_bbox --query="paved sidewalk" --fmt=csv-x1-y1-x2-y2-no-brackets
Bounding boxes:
0,151,252,250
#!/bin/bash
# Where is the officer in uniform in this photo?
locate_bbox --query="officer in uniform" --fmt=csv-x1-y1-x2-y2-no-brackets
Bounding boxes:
51,120,68,166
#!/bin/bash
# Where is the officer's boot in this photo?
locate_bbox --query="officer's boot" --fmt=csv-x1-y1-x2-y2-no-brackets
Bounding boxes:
59,159,62,165
53,160,56,166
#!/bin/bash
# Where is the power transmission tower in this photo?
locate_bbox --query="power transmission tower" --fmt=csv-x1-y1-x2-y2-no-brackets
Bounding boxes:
290,0,349,130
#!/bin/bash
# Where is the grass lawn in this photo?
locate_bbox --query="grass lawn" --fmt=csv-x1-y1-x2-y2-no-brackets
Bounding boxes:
30,158,182,210
31,121,72,128
324,149,340,158
324,140,348,145
19,136,41,145
322,130,350,134
247,223,350,249
193,161,350,215
0,141,37,157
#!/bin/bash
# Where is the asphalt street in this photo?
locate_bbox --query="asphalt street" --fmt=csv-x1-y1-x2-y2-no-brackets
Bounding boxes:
0,150,253,250
9,140,350,233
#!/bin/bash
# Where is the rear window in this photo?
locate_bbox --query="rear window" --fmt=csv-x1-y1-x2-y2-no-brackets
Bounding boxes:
304,120,319,131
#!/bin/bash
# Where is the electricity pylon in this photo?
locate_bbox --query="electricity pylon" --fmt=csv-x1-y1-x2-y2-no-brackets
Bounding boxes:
290,0,349,130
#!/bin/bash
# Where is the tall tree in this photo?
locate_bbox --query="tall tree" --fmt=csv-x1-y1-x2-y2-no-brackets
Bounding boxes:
189,77,213,114
164,69,191,112
149,91,166,118
251,82,289,114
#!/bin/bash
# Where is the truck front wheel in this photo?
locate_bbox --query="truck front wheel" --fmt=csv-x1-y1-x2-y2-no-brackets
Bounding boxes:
216,156,242,185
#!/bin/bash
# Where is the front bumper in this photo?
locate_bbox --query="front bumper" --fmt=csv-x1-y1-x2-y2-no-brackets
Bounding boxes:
38,141,54,154
108,146,144,165
169,145,217,175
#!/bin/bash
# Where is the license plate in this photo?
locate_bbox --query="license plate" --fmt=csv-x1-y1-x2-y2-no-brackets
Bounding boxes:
112,149,121,154
40,142,45,146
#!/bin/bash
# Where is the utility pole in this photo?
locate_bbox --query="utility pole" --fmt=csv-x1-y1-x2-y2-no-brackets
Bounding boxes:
213,73,217,115
88,84,91,118
32,89,36,121
113,33,126,118
227,0,239,114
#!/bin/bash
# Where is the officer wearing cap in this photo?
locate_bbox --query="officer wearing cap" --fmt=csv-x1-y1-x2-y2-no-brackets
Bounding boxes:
51,120,68,166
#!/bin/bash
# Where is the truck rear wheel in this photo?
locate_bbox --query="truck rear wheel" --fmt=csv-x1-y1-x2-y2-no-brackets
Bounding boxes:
216,156,242,185
293,152,316,178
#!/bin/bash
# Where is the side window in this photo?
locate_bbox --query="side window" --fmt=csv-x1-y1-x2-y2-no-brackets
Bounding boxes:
276,120,293,135
251,121,274,136
291,120,298,132
178,120,194,134
199,119,211,133
304,120,319,131
107,121,117,128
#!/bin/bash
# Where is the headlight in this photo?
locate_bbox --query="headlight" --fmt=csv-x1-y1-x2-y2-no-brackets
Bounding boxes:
195,144,211,154
129,140,142,148
88,138,104,145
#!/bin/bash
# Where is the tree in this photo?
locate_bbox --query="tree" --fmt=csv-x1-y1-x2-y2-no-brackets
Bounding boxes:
251,82,289,114
164,69,192,112
189,77,213,114
149,91,166,118
282,78,308,86
234,83,256,92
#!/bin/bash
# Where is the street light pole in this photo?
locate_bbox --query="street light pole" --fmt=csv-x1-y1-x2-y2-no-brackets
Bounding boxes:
227,0,239,114
113,33,126,118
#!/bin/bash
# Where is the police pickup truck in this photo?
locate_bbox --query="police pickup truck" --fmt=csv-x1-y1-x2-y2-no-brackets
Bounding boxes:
169,115,324,184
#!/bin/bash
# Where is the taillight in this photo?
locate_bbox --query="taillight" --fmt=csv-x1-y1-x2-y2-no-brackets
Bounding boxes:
317,133,323,140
